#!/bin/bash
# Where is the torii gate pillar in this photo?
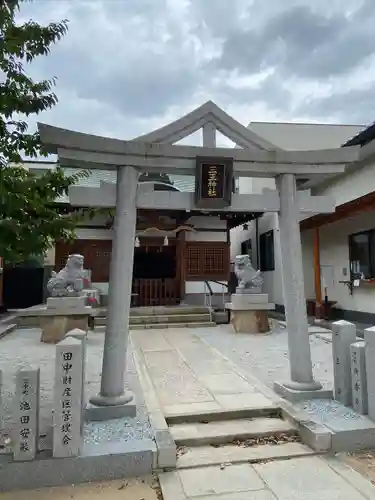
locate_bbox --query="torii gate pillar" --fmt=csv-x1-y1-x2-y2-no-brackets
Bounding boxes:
274,173,332,401
88,166,139,420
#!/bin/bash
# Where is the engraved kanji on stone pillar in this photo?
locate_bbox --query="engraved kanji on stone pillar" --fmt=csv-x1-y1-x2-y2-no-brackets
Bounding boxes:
350,340,368,414
53,337,84,457
364,326,375,420
13,368,40,461
332,320,356,405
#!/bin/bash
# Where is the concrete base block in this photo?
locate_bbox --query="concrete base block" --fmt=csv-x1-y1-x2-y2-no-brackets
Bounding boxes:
84,398,136,421
236,285,262,294
40,314,91,344
231,293,270,308
47,296,87,310
331,427,375,452
284,398,375,453
298,421,333,452
274,381,333,402
231,309,270,334
226,302,275,311
0,439,155,492
155,429,177,469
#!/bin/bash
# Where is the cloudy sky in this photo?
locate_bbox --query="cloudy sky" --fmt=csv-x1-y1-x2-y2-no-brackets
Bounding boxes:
17,0,375,143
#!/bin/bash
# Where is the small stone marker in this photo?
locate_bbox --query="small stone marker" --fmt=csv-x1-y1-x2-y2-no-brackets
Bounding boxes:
364,326,375,420
332,320,356,406
53,337,84,458
13,368,40,461
350,341,368,414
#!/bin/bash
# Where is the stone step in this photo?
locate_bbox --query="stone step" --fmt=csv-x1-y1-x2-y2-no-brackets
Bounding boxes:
95,321,216,331
170,417,298,447
166,405,280,424
176,441,317,469
95,312,211,326
96,305,211,317
130,321,216,330
0,323,17,339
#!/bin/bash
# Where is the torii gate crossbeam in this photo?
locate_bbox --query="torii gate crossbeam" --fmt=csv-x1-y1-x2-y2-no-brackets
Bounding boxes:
38,109,360,415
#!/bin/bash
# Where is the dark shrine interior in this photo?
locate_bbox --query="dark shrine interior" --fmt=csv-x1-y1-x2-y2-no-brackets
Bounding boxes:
133,245,177,279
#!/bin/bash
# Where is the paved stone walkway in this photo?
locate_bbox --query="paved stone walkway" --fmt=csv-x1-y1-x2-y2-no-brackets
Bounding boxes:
131,327,275,416
131,326,375,499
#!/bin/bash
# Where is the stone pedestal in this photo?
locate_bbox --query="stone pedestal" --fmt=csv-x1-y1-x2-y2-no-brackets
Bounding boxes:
231,309,270,333
226,293,275,334
40,296,94,344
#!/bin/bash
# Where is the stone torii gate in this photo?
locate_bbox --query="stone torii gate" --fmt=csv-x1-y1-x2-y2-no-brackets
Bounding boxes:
38,101,360,417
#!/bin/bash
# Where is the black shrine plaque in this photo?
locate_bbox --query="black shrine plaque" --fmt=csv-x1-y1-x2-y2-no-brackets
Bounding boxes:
195,156,233,209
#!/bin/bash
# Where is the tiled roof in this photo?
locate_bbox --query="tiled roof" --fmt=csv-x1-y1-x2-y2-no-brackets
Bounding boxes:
342,121,375,147
57,168,195,204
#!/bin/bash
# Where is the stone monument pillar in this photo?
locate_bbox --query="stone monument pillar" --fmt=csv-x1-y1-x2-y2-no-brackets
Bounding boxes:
226,255,274,333
88,165,138,420
274,173,330,401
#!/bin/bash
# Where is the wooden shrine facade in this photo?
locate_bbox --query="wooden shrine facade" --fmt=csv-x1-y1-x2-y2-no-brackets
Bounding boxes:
53,206,247,307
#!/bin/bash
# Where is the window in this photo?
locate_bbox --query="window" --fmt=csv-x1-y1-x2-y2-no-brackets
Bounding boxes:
259,230,275,272
241,239,252,256
185,242,230,280
349,230,375,279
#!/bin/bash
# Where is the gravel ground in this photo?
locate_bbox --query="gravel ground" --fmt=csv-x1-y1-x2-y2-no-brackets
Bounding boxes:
0,328,153,448
195,323,334,390
0,476,160,500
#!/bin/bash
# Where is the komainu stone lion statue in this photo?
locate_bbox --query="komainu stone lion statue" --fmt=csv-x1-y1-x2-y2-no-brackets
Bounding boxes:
234,254,263,293
47,254,85,297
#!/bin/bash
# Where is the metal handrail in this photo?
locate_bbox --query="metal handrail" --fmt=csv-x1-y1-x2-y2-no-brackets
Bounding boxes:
203,281,213,321
204,280,228,313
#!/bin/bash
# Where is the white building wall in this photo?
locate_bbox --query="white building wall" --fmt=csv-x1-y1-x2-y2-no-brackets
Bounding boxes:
301,211,375,315
230,121,366,308
247,122,364,151
233,158,375,310
317,160,375,206
230,177,276,261
296,157,375,316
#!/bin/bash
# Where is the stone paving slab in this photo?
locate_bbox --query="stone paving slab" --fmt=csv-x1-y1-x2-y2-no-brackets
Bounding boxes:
131,328,275,418
179,463,266,497
198,373,256,394
159,457,375,499
164,401,223,417
277,321,332,334
142,349,215,406
254,456,375,499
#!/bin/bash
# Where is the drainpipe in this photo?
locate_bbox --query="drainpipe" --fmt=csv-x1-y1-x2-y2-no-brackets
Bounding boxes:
256,217,260,269
313,227,324,321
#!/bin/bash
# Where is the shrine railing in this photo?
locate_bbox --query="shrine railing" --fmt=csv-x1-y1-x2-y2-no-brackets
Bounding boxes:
131,278,180,307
